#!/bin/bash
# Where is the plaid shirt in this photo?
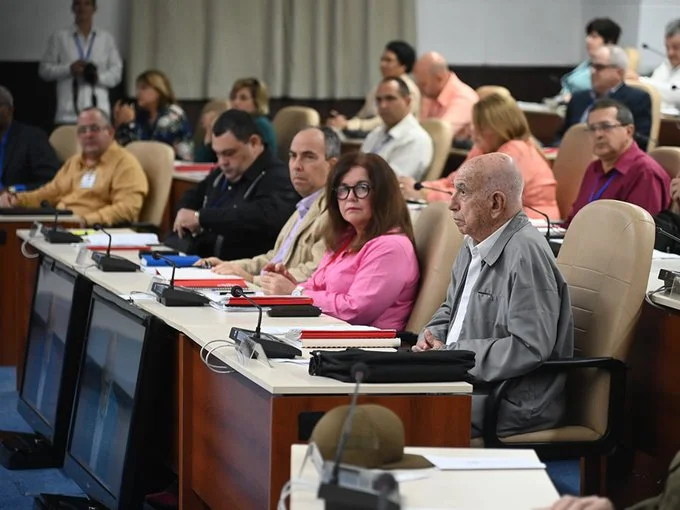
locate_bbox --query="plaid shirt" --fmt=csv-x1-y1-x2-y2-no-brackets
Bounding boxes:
116,103,194,161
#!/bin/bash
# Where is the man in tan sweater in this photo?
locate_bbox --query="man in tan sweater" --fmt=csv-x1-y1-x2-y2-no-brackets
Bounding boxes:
0,107,148,225
197,126,340,285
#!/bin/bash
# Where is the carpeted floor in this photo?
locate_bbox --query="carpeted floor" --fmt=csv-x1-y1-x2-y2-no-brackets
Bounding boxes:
0,366,580,508
0,367,83,510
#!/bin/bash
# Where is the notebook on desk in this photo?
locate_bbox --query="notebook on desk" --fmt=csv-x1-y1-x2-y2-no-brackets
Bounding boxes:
0,207,73,216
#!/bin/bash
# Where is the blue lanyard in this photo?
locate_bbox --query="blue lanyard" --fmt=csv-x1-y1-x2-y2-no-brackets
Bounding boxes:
0,127,10,186
588,172,617,203
74,32,96,60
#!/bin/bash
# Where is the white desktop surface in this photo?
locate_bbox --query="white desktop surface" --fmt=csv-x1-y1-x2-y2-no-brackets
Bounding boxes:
17,229,473,396
0,215,80,223
172,170,210,183
647,253,680,312
289,445,560,510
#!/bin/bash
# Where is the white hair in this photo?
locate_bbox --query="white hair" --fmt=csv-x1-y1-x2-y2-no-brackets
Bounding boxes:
607,45,629,71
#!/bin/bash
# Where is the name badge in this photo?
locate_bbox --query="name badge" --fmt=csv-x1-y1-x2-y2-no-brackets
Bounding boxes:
80,171,96,189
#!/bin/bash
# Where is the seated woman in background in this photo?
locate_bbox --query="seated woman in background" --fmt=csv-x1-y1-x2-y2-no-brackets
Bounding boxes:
114,69,194,161
229,78,277,155
400,93,560,220
559,18,621,100
260,153,420,330
193,100,229,163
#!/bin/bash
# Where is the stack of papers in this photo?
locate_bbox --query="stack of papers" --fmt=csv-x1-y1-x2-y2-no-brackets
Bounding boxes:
145,267,249,289
423,455,546,470
83,233,159,248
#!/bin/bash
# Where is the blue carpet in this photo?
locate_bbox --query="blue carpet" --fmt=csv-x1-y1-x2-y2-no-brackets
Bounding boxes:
0,367,83,510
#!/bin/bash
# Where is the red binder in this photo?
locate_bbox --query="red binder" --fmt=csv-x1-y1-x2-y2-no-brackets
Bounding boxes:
295,329,396,339
226,296,314,306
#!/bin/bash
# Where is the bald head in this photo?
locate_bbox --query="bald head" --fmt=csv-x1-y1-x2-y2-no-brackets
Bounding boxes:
449,153,524,243
413,51,451,99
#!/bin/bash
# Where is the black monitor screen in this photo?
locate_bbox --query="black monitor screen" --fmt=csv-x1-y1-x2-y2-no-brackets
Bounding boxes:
68,296,147,500
21,260,75,437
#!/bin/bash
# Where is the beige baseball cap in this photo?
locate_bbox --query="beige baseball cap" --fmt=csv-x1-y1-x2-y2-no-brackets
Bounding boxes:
310,404,433,470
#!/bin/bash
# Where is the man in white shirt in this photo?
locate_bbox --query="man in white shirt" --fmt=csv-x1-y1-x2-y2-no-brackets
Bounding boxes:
360,77,433,180
39,0,122,125
639,18,680,110
413,153,573,438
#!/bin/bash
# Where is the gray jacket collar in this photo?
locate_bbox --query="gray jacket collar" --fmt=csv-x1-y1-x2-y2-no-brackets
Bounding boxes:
483,211,530,267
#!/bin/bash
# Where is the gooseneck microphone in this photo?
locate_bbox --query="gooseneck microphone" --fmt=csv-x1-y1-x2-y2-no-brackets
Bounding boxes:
41,200,82,244
525,205,552,241
413,182,453,196
642,43,666,59
91,224,139,272
656,225,680,253
329,362,368,485
230,285,263,339
149,252,209,307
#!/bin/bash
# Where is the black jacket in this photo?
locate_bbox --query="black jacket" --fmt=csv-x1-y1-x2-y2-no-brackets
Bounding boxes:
165,150,300,260
558,84,652,150
1,122,61,190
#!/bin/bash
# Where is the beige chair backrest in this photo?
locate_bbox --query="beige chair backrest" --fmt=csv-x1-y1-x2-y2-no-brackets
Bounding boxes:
194,98,230,146
626,80,661,151
552,123,595,219
405,202,465,333
125,141,175,226
272,106,320,161
49,125,79,162
557,200,655,435
475,85,512,100
649,146,680,179
420,119,454,182
624,47,640,73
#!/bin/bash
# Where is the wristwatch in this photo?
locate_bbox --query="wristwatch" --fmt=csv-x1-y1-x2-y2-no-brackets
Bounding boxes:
292,286,305,296
194,210,200,223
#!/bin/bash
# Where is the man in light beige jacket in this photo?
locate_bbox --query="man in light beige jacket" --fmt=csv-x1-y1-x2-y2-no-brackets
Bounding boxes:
197,126,340,284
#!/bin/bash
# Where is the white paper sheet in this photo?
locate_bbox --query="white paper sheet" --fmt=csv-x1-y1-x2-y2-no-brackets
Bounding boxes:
83,233,159,246
152,267,242,280
423,455,546,470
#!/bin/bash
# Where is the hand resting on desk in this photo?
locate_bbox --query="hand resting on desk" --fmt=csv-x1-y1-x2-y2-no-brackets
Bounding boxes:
0,192,18,208
412,329,445,352
260,262,298,295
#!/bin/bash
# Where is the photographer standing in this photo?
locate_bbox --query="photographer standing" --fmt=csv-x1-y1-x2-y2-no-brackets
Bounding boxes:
39,0,122,127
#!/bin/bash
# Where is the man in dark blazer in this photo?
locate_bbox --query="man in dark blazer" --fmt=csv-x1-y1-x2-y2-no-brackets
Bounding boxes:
165,109,299,260
0,86,61,192
558,45,652,150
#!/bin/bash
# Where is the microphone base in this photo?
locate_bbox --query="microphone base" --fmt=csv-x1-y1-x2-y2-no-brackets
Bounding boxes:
95,255,139,272
43,230,82,244
151,282,209,307
318,482,400,510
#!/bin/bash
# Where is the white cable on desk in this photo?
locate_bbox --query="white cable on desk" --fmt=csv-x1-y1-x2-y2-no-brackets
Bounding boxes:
200,339,237,374
645,284,672,310
20,239,39,259
277,479,318,510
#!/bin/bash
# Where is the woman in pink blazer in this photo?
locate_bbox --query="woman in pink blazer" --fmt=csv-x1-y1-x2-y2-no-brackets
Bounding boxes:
401,93,561,220
260,153,420,330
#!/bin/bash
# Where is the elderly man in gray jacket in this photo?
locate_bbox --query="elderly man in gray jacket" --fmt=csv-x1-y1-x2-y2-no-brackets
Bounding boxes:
413,153,574,438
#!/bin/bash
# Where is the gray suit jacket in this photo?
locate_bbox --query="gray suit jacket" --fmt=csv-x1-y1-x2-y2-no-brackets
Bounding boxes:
423,212,574,437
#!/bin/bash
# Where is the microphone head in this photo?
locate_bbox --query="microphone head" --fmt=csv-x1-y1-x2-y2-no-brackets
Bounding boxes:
230,285,245,297
151,252,162,260
40,200,50,208
413,182,424,191
351,362,369,382
372,472,398,493
92,223,104,231
642,43,649,49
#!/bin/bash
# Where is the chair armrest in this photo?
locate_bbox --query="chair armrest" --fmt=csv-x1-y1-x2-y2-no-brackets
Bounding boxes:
481,357,627,449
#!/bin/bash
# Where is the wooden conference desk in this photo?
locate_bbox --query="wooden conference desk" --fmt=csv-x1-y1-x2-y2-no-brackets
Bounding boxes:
0,215,79,385
160,170,210,237
17,231,473,510
609,254,680,507
289,444,560,510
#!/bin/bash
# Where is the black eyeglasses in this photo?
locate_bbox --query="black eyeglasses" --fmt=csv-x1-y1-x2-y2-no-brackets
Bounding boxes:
586,122,626,133
76,124,104,135
589,63,616,72
335,181,372,200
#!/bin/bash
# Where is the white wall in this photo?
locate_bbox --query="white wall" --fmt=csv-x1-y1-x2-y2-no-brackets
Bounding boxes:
0,0,130,61
637,0,680,73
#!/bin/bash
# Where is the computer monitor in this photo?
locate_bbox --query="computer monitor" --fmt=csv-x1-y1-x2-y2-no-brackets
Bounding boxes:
56,286,174,510
1,257,92,469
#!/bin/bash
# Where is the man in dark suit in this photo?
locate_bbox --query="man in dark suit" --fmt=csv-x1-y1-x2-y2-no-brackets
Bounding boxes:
165,109,300,260
0,86,61,192
558,45,652,150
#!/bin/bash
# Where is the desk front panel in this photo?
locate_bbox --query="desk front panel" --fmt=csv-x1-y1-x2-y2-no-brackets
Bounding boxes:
178,335,471,510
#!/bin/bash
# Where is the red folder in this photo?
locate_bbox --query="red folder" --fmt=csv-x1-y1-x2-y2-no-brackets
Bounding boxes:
173,163,214,172
226,296,314,306
175,278,247,288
